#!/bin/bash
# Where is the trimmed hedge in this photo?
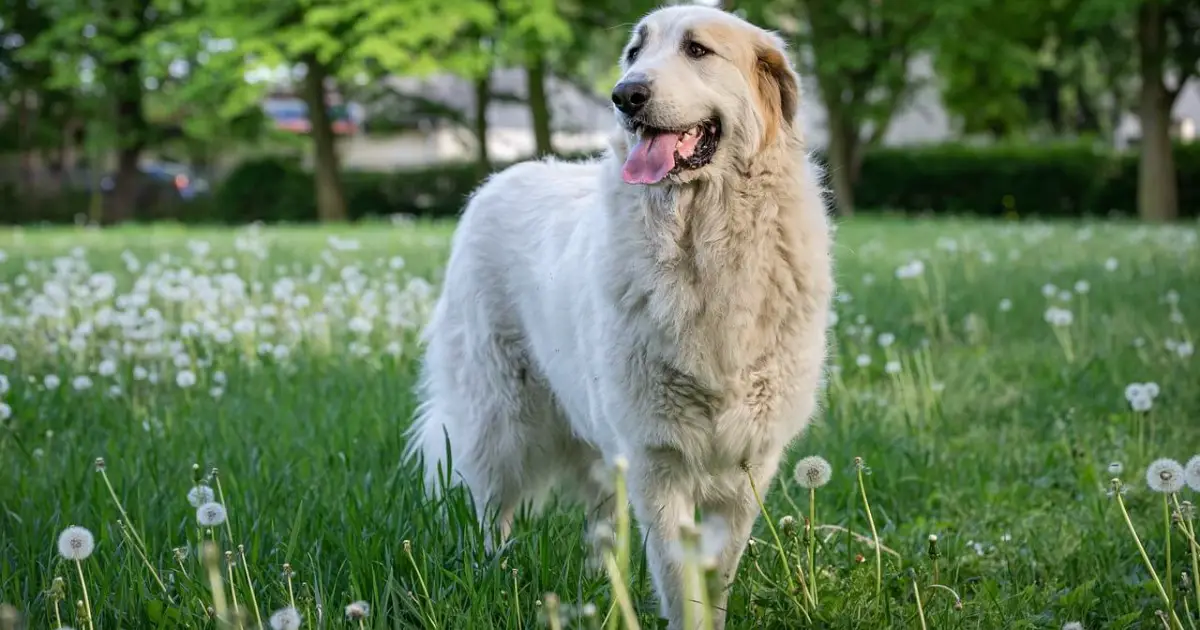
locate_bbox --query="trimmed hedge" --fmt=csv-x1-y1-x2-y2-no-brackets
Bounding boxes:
4,142,1199,224
856,142,1200,218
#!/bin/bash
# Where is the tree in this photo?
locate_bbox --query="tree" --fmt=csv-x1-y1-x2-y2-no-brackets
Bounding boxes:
747,0,941,216
1074,0,1198,221
1132,0,1198,221
14,0,167,223
165,0,497,221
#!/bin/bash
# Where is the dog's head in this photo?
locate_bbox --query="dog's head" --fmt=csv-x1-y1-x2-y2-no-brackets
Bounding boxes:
611,6,800,186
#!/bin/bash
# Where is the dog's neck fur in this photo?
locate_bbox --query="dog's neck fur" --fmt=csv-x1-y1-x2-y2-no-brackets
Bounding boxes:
606,131,831,389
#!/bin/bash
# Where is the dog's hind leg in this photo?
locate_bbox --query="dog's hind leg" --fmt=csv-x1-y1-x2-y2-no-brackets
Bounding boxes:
406,325,538,555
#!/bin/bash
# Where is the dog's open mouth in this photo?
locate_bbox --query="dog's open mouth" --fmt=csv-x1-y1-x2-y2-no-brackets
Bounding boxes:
621,118,721,185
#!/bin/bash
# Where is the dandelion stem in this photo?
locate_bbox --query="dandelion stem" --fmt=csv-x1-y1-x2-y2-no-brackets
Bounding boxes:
857,462,883,598
403,542,439,630
743,465,814,616
214,472,238,558
808,487,818,606
119,520,169,596
911,574,928,630
284,565,296,611
237,545,264,630
1172,495,1200,618
225,555,243,630
600,552,640,630
1115,491,1184,629
74,560,94,630
512,569,522,630
52,595,63,630
1166,494,1175,606
97,466,148,551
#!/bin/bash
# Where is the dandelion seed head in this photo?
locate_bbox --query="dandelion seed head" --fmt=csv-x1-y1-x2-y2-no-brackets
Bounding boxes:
176,370,197,388
1130,393,1153,413
1146,458,1185,493
269,607,302,630
1107,462,1124,476
1062,622,1084,630
56,526,95,561
793,456,833,489
885,360,901,374
196,501,227,527
344,601,369,620
187,485,215,507
1185,455,1200,492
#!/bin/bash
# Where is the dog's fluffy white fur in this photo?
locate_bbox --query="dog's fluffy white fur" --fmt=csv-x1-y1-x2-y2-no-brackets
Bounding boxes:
405,6,834,628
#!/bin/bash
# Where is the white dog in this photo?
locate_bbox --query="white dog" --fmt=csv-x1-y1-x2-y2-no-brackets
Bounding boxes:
405,6,834,628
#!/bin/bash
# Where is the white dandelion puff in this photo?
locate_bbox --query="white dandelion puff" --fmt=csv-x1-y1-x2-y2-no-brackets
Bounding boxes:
176,370,197,388
72,375,93,391
1062,622,1084,630
855,354,872,368
56,526,96,560
43,374,61,390
1104,257,1119,271
1041,283,1058,298
187,485,215,507
885,360,901,375
1043,307,1074,327
196,502,227,527
0,402,10,423
1107,462,1124,476
1144,382,1160,398
998,298,1013,312
1146,458,1185,493
877,333,895,348
97,359,117,377
1073,280,1090,294
0,344,14,361
1125,383,1146,402
793,456,833,489
344,601,370,621
1185,455,1200,492
269,607,302,630
1130,393,1153,413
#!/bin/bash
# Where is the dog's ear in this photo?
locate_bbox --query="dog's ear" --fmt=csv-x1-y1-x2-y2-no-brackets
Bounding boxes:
754,33,800,145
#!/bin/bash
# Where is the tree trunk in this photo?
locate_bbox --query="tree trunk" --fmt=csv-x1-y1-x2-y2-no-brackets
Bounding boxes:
1136,0,1178,222
302,54,348,222
824,105,861,217
526,46,554,157
473,71,492,176
108,60,147,224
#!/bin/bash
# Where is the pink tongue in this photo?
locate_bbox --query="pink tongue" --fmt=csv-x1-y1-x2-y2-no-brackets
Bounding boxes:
622,132,681,185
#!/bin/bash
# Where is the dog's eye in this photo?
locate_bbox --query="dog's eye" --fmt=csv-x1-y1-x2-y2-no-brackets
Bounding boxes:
626,46,640,63
685,42,711,59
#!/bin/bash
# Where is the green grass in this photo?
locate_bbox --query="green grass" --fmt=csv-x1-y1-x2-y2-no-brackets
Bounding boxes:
0,217,1198,630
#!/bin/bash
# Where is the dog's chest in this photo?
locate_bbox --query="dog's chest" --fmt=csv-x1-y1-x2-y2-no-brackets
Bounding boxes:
649,358,793,469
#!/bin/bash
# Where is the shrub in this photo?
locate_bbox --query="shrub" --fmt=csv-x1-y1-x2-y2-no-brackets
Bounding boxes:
5,143,1198,224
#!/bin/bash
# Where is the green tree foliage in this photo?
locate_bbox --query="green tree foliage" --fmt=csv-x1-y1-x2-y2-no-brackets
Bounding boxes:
745,0,943,216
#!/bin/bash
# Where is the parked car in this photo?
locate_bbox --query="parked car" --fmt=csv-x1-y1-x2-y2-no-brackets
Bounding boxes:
99,162,211,201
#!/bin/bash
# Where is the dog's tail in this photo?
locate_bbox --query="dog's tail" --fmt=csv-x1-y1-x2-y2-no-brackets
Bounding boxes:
401,299,459,498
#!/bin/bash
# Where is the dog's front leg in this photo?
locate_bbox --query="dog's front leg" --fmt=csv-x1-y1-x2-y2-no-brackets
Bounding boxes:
626,453,697,630
700,469,775,629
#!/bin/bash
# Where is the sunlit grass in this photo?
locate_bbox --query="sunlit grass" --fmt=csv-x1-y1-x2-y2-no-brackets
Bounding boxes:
0,216,1198,629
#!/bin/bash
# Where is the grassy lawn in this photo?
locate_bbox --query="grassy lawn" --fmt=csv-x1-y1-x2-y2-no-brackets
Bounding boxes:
0,217,1197,630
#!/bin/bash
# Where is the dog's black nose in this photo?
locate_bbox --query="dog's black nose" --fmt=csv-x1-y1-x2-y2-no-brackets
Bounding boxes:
611,80,651,116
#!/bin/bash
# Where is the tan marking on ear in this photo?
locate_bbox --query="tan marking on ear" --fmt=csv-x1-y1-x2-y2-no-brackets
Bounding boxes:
754,42,798,146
